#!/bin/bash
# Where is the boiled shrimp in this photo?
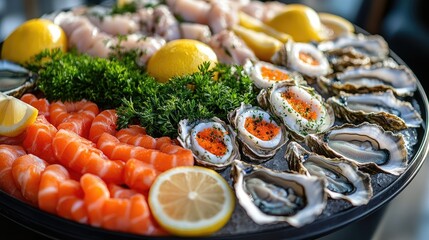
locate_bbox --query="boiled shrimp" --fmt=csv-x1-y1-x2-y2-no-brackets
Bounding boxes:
208,0,239,34
166,0,211,24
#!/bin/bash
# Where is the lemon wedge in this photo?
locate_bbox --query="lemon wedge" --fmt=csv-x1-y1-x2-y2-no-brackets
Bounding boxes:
266,4,323,42
147,39,218,83
148,166,235,236
238,11,292,43
319,12,355,40
233,25,283,62
0,92,38,137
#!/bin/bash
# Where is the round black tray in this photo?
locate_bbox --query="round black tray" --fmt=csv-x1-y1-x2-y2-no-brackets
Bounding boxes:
1,30,428,240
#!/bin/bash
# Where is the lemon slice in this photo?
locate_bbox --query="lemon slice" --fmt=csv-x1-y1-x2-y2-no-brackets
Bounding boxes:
319,12,355,40
148,166,235,236
0,92,38,137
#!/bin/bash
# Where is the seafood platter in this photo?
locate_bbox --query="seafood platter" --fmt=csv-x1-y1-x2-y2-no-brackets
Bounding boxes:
0,0,428,239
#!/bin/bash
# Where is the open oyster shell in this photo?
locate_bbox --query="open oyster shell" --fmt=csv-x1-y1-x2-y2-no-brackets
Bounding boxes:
227,102,289,162
317,65,418,97
0,60,37,98
231,159,327,227
257,80,335,142
327,90,422,131
305,123,408,175
317,33,389,63
286,142,373,206
177,117,240,170
271,40,332,79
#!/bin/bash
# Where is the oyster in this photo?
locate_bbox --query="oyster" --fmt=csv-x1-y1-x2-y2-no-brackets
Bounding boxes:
327,90,422,131
318,65,418,97
257,80,335,141
0,60,37,98
231,159,327,227
286,142,373,206
177,117,240,170
305,123,408,175
227,102,289,161
317,34,389,63
243,60,297,89
271,41,332,78
323,47,371,72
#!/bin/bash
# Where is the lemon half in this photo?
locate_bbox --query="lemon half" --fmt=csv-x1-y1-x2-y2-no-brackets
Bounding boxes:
1,18,67,65
147,39,218,83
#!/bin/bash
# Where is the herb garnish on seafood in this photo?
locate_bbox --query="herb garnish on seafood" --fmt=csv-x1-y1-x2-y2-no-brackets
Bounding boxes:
28,50,256,138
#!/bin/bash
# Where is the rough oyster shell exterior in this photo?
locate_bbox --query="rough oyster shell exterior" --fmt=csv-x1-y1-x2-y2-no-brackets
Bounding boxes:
317,65,418,97
327,90,422,131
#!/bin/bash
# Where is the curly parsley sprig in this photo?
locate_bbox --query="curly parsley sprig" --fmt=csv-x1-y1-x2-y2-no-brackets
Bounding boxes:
29,51,257,138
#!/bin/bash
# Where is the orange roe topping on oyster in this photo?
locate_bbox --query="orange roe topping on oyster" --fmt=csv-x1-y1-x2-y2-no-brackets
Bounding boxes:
196,128,227,156
282,90,317,120
244,117,280,141
261,66,290,81
299,52,320,66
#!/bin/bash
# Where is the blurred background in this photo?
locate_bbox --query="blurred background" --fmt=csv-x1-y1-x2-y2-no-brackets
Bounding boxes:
0,0,428,239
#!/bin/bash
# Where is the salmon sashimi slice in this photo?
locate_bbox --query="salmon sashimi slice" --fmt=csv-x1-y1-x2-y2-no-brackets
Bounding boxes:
81,174,110,227
97,133,194,172
108,183,139,199
23,115,58,164
89,109,118,143
11,154,48,205
123,159,159,192
57,179,88,224
21,93,50,121
0,131,26,145
38,164,70,214
116,125,157,149
0,145,26,200
49,100,99,138
53,129,124,183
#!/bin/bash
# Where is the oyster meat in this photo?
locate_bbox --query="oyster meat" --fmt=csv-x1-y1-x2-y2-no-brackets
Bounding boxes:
318,65,418,97
177,117,240,170
305,123,408,175
286,142,373,206
327,90,423,131
317,33,389,63
258,80,335,141
231,160,327,227
272,41,332,78
243,60,297,89
227,103,289,162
